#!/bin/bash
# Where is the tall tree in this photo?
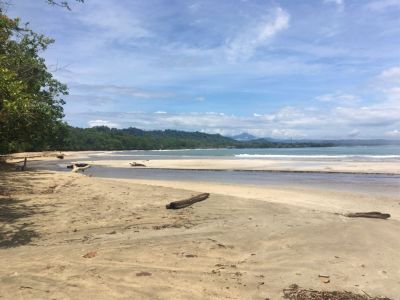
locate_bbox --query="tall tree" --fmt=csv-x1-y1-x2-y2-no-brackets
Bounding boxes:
0,13,68,153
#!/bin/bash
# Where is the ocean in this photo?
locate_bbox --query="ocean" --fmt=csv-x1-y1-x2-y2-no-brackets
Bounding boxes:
85,145,400,161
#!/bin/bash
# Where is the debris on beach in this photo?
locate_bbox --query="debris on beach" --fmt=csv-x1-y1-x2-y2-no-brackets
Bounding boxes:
67,163,89,169
166,193,210,209
14,157,28,171
345,212,391,219
318,274,330,283
67,163,91,173
136,271,152,276
82,251,97,258
130,162,146,167
282,284,392,300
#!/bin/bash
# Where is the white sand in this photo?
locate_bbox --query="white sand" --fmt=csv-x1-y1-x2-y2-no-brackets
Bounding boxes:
63,154,400,174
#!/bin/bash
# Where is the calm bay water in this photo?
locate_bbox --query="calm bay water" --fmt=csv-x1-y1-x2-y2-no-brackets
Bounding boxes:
34,145,400,197
83,166,400,197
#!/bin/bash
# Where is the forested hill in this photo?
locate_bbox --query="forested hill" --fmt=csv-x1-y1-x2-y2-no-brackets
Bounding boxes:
63,126,333,151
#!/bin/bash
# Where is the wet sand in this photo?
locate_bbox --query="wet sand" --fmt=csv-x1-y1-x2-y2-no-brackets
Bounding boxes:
59,151,400,174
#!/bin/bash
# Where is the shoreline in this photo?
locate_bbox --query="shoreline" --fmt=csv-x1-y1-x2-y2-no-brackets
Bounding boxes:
66,158,400,175
5,150,400,175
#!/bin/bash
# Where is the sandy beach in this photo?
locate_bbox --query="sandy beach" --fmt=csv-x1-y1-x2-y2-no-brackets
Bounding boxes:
1,153,400,299
4,0,400,298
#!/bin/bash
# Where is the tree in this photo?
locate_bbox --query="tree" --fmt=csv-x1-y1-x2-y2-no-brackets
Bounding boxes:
0,13,68,153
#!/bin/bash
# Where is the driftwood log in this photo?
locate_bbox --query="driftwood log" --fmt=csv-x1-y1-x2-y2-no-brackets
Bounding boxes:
67,163,89,169
130,162,146,167
166,193,210,209
345,212,391,219
67,163,91,173
71,164,91,173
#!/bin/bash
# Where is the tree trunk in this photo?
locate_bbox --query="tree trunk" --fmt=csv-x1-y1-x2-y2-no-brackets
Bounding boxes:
166,193,210,209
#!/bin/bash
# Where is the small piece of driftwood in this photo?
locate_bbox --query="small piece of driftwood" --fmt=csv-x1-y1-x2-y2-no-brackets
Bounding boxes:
16,157,28,171
166,193,210,209
130,162,146,167
22,157,27,170
72,164,91,173
66,163,91,173
345,212,390,219
67,163,89,169
57,154,64,159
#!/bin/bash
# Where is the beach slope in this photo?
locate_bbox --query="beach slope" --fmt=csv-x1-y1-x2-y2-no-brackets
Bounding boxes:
0,170,399,299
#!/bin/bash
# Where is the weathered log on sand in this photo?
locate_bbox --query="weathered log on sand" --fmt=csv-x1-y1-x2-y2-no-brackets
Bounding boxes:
345,211,390,219
166,193,210,209
66,163,91,173
130,162,146,167
67,163,89,169
71,164,91,173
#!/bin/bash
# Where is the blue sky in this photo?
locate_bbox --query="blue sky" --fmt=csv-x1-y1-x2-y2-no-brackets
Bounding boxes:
7,0,400,139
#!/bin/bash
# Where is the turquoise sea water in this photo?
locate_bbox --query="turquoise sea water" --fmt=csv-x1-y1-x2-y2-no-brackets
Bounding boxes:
87,145,400,160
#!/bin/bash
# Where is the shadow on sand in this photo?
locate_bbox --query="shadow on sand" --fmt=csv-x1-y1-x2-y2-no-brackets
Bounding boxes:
0,170,51,248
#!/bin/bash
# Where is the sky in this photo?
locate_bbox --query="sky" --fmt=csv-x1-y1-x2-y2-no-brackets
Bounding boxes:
6,0,400,139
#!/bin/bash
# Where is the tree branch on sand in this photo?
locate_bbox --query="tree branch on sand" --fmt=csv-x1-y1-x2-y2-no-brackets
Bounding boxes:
345,212,390,219
166,193,210,209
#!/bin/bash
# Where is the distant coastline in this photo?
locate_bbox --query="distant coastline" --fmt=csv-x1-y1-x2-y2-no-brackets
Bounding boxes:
60,126,333,152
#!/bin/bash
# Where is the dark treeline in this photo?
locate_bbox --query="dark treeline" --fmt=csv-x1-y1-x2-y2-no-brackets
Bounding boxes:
62,126,333,151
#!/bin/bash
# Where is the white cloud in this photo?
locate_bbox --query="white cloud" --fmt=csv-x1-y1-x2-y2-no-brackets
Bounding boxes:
348,129,360,137
74,100,400,139
88,119,120,128
70,83,172,100
324,0,345,11
315,92,358,102
366,0,400,11
386,129,400,136
324,0,344,4
334,105,400,127
384,87,400,103
379,66,400,83
226,7,290,62
70,64,400,140
77,1,151,41
377,66,400,105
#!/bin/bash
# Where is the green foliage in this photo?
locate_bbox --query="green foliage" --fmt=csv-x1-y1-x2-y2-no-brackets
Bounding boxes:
0,13,68,153
62,126,333,151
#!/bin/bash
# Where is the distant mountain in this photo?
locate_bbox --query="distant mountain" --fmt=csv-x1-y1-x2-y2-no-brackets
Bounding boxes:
230,132,258,141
